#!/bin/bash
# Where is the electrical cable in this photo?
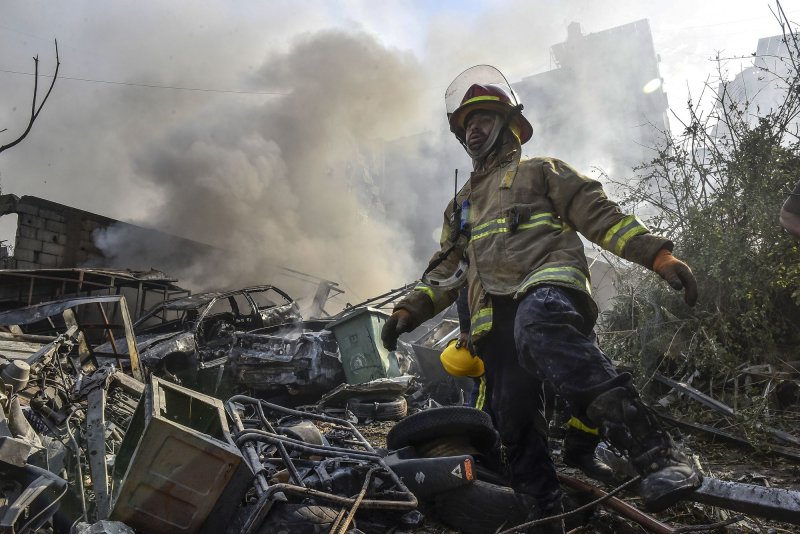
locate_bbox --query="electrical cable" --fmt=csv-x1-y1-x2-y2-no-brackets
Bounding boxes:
0,67,288,95
496,475,642,534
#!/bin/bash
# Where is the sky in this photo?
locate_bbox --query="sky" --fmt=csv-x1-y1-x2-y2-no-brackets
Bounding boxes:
0,0,795,309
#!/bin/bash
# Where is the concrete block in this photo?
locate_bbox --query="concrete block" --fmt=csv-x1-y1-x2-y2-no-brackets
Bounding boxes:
16,225,37,239
38,252,58,267
38,209,66,223
15,238,43,252
20,216,45,230
12,248,35,262
45,220,67,234
14,260,37,269
81,218,101,231
42,242,65,256
15,203,39,216
36,229,60,244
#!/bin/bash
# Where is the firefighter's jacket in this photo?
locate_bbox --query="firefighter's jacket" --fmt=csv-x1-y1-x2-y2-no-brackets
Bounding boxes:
396,135,671,342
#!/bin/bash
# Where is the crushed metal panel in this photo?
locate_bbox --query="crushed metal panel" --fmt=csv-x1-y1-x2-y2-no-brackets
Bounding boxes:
110,376,249,533
0,295,144,382
0,463,68,532
0,295,130,326
231,330,344,392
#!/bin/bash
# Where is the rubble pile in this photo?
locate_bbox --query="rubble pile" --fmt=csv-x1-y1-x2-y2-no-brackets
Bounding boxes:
1,280,800,533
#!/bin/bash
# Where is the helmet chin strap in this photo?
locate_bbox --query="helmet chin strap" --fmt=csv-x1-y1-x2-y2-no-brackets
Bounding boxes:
465,114,504,160
463,104,524,161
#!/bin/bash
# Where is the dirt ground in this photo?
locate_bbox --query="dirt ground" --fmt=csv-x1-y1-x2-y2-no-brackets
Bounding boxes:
354,420,800,533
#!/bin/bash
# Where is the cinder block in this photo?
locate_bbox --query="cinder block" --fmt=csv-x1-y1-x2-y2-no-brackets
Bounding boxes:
14,260,37,269
15,203,39,216
81,218,101,231
12,248,35,262
15,237,43,252
21,217,45,230
42,242,65,256
38,252,59,267
16,225,37,239
45,220,67,234
38,209,66,223
36,229,60,243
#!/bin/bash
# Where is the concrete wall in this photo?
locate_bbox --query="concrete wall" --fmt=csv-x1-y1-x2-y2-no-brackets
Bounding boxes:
0,194,216,271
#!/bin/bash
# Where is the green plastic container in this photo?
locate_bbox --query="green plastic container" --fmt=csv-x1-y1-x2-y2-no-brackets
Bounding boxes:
328,307,401,384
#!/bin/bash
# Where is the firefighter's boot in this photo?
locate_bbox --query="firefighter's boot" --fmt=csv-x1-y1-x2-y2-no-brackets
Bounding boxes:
563,422,615,484
587,386,701,511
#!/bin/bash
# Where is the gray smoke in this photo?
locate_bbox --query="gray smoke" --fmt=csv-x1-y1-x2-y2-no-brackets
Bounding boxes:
1,1,782,311
105,30,427,299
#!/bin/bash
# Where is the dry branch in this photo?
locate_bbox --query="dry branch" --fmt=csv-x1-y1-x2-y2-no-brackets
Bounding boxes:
0,39,60,155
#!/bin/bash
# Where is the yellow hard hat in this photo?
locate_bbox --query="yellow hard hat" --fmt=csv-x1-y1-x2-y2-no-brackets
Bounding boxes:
440,339,484,377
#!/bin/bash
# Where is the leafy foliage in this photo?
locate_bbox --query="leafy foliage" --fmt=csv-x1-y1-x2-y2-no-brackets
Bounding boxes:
601,5,800,386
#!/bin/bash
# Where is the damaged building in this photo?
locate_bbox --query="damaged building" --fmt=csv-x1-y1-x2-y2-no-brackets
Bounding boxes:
513,19,670,175
0,194,218,273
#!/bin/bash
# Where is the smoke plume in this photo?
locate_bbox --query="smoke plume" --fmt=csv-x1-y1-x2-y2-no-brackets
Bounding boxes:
97,30,426,303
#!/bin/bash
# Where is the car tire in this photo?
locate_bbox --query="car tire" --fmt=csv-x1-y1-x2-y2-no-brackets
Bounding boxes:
347,395,407,422
386,406,497,453
434,480,534,534
259,504,339,533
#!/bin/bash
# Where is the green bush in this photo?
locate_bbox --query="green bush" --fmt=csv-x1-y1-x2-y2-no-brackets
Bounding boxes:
601,9,800,388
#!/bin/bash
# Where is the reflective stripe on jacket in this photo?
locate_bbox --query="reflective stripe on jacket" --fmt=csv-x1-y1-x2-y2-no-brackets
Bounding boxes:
398,133,670,342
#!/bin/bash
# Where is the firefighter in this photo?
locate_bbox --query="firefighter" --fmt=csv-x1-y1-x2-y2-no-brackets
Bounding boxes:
442,288,615,483
381,65,700,529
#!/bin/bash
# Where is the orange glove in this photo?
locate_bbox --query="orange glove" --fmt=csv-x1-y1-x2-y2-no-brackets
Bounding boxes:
381,309,413,350
652,249,698,306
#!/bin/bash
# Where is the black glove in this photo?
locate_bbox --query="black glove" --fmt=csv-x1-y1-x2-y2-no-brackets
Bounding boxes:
381,309,413,350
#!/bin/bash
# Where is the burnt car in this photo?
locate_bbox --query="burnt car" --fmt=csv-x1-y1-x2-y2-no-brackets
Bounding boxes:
230,324,345,401
98,286,301,389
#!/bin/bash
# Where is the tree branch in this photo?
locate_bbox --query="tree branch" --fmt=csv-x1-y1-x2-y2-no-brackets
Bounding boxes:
0,39,60,155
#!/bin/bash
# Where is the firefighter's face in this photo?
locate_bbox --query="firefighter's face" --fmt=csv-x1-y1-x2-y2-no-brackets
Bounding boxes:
465,111,499,152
